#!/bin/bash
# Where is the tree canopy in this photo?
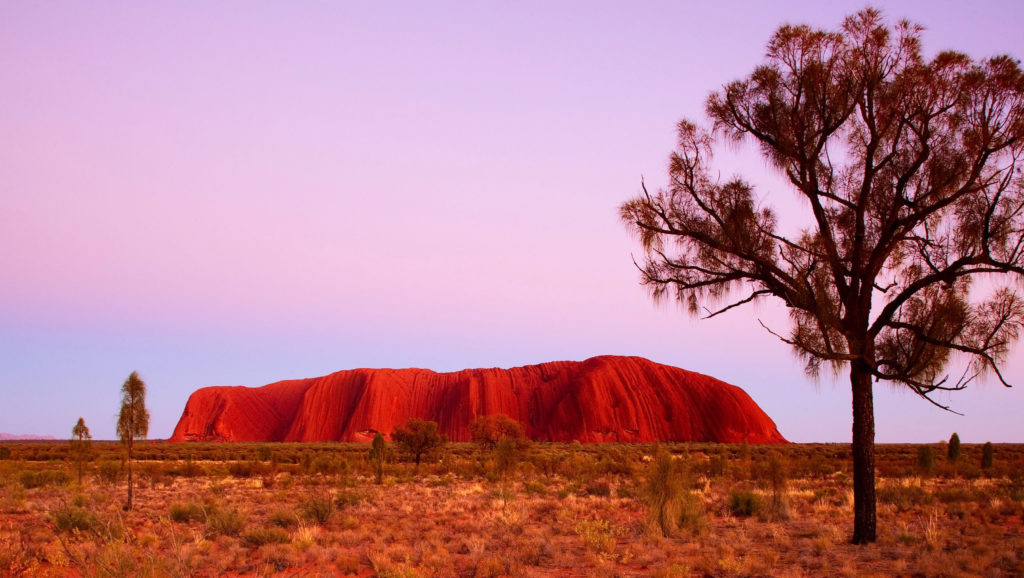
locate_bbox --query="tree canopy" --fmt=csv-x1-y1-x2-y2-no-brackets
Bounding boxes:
621,8,1024,543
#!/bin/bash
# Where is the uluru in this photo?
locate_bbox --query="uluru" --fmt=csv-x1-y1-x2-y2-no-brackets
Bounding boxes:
169,355,786,444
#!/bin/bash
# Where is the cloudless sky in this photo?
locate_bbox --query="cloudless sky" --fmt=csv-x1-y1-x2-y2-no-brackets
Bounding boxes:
2,1,1022,442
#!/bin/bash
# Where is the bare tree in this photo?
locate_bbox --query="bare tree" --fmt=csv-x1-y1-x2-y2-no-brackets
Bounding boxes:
117,371,150,510
621,9,1024,543
70,417,92,486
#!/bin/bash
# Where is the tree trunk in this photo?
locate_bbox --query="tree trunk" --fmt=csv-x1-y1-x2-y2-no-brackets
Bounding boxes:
851,361,876,544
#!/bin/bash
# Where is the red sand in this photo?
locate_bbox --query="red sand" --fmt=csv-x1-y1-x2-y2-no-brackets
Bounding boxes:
169,355,786,444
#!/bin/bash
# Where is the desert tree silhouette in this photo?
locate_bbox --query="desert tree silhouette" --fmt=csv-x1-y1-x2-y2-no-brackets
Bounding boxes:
622,9,1024,543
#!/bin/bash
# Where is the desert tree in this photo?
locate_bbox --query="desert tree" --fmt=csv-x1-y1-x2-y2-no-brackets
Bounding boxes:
621,9,1024,543
69,417,92,485
391,418,446,472
117,371,150,510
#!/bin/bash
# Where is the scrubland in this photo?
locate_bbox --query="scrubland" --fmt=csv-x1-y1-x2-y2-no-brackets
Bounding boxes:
1,440,1023,576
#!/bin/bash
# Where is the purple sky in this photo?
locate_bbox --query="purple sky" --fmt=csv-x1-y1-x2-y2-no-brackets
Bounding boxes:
2,1,1022,442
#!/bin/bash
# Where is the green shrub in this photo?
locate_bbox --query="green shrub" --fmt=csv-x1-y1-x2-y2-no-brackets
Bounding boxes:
642,448,703,536
50,505,99,533
268,510,299,528
917,446,936,476
206,507,247,537
301,493,335,525
20,469,70,489
169,501,206,523
948,433,961,461
243,526,290,547
584,480,612,498
728,488,762,517
877,484,934,512
98,460,122,484
982,442,994,471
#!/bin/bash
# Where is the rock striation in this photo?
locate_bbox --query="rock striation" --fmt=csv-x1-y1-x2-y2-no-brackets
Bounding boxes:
169,355,786,443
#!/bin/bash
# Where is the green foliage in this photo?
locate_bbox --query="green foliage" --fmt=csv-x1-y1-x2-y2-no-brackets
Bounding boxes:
391,418,446,470
256,445,272,462
20,469,70,489
268,509,299,528
917,446,936,476
301,491,336,525
470,414,527,448
117,371,150,444
243,526,291,547
97,460,122,483
206,507,246,537
369,433,386,484
877,484,935,512
948,433,961,462
642,447,703,537
574,519,623,556
169,501,206,523
982,441,994,470
727,487,762,517
117,370,149,511
50,504,99,533
69,417,93,485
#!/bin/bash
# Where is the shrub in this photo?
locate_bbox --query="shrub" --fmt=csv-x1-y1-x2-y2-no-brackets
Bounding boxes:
243,526,291,547
574,519,622,556
98,460,122,484
206,507,247,537
268,509,299,528
917,446,936,476
583,480,612,498
20,469,70,489
948,433,961,462
369,433,386,484
301,492,335,525
877,484,934,512
728,488,762,517
392,418,446,471
50,505,99,533
642,447,703,536
0,447,11,460
169,501,206,523
982,442,994,471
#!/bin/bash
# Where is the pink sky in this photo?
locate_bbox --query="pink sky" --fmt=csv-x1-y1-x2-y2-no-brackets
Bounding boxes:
2,1,1022,442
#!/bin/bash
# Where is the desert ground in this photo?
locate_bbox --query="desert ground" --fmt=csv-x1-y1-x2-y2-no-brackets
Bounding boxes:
1,440,1022,577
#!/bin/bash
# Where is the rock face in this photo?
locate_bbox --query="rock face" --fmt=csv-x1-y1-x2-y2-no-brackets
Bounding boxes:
169,356,786,443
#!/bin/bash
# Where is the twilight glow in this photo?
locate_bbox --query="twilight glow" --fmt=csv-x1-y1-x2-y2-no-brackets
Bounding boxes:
1,1,1022,441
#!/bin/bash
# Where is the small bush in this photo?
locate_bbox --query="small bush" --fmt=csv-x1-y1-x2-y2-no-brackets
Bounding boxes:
243,526,291,547
302,493,335,525
206,507,247,537
584,480,612,498
877,484,934,512
982,442,994,471
169,501,206,523
98,460,122,484
268,509,299,528
728,488,762,517
917,446,936,476
50,505,99,533
20,469,70,489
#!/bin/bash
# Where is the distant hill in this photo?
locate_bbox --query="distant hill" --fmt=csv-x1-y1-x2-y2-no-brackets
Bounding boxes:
171,355,787,444
0,433,57,441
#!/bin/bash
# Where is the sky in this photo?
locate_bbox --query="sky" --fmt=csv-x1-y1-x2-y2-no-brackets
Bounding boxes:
2,1,1023,443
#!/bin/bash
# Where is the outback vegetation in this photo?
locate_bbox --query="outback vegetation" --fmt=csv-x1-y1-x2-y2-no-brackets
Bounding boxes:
2,435,1023,576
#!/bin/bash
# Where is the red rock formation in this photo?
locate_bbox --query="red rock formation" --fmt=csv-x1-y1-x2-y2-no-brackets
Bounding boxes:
169,356,786,443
